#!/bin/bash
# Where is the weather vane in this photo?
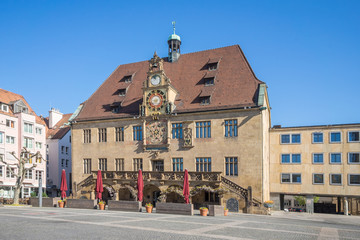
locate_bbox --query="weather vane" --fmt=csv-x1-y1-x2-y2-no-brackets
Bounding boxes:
172,21,176,34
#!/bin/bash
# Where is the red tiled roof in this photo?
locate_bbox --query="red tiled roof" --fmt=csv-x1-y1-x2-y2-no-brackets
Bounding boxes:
46,113,72,139
75,45,264,121
0,88,45,125
199,87,216,97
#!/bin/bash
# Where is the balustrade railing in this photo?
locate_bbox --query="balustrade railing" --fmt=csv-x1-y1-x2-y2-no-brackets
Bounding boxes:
88,171,222,182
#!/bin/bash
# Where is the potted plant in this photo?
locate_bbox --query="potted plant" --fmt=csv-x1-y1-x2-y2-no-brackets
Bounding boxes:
264,200,274,215
98,201,105,210
199,207,208,216
224,207,229,216
145,203,153,213
58,200,64,208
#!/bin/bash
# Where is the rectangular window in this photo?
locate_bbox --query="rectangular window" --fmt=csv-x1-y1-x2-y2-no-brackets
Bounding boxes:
330,174,342,185
330,132,341,143
133,126,143,141
313,173,324,184
330,153,342,164
6,120,15,128
348,174,360,185
98,128,107,142
24,123,33,133
83,129,91,143
348,153,360,164
115,127,124,142
133,158,143,171
98,158,107,171
66,160,69,167
66,147,69,154
35,170,43,180
6,167,16,178
25,169,33,179
172,123,183,139
281,154,301,164
196,157,211,172
61,146,64,154
0,132,3,144
0,165,2,177
6,136,15,144
281,173,301,183
24,137,33,148
61,159,64,167
225,119,238,137
115,158,124,171
36,142,42,149
36,127,42,135
172,158,183,172
313,153,324,164
281,134,301,144
83,159,91,174
348,131,360,142
1,104,8,112
225,157,238,176
312,132,323,143
196,121,211,138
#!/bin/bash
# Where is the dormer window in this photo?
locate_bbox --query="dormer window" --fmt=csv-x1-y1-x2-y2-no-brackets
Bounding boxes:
205,78,214,86
124,75,132,83
1,104,9,112
207,57,221,71
200,97,211,105
116,89,126,96
208,63,217,71
110,102,121,113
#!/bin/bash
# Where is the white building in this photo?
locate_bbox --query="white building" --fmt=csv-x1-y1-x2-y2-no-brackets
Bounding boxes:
0,88,46,198
45,108,72,197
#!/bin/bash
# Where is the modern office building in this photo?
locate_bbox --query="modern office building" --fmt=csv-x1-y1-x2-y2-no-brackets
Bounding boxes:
270,124,360,215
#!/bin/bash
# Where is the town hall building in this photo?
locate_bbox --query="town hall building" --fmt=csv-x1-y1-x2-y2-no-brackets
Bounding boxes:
70,27,271,213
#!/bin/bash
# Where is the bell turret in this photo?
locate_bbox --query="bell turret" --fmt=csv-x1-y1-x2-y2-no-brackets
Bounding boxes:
168,21,181,62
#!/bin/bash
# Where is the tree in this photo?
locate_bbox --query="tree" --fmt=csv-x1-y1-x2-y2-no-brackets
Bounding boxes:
294,195,320,206
0,148,43,205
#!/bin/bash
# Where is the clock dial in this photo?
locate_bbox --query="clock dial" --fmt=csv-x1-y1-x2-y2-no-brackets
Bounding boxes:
146,90,166,111
151,75,161,86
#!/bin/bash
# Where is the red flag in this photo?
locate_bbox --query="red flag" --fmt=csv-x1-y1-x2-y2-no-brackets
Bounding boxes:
96,170,103,200
137,169,144,202
60,169,67,200
183,169,190,204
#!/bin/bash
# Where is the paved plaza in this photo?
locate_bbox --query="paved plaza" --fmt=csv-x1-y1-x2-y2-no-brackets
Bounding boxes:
0,207,359,240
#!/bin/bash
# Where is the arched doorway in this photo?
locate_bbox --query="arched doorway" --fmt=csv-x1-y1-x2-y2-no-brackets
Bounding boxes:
143,184,161,207
118,185,137,201
102,186,116,203
165,185,184,203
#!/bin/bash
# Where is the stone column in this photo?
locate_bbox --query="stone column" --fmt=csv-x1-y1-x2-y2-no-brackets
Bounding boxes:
90,190,95,200
344,197,349,216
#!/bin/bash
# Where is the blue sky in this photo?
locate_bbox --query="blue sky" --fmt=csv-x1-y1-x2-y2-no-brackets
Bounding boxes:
0,0,359,126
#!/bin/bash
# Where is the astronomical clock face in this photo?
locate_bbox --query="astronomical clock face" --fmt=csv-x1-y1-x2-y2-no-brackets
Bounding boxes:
146,90,166,112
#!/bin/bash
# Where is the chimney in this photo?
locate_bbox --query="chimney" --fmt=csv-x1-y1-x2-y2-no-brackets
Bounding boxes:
49,108,63,128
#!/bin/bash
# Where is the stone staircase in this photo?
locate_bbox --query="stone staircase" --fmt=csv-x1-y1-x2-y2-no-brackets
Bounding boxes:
221,176,264,213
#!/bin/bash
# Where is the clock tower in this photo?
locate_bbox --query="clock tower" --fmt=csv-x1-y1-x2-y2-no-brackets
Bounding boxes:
140,50,178,150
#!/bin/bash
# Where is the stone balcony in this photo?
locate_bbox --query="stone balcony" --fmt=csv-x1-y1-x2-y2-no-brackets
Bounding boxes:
88,171,222,186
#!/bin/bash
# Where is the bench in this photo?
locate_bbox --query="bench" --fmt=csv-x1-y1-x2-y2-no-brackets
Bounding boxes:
108,200,142,212
156,202,193,215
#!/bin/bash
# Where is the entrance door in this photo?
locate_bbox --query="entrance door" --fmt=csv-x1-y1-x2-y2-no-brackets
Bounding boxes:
153,160,164,172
